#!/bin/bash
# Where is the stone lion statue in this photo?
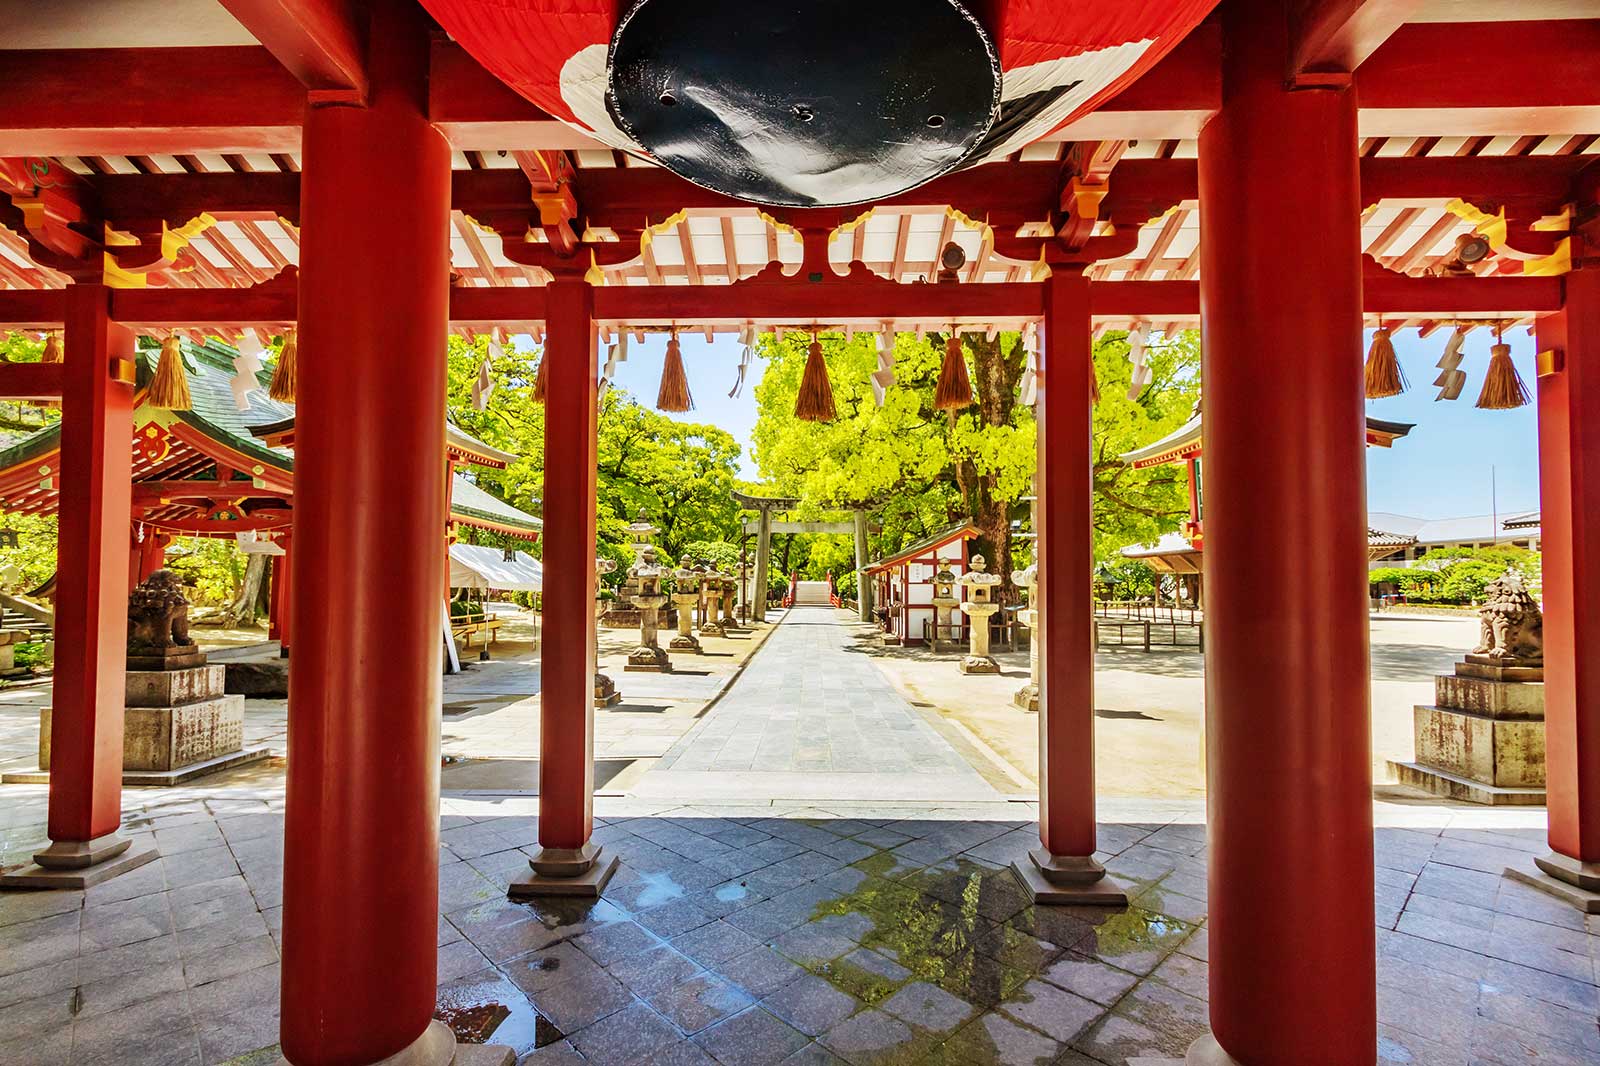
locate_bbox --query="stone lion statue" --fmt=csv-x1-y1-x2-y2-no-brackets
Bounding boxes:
128,569,195,653
1473,570,1542,663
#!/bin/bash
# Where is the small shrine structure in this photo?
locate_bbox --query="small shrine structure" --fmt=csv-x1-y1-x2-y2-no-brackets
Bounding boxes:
862,521,980,645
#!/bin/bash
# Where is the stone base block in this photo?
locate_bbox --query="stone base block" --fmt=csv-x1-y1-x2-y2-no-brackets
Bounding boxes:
1,838,157,891
1455,658,1543,683
625,647,671,673
699,623,726,638
126,664,225,707
1436,672,1543,719
1410,704,1545,788
127,647,207,671
595,674,621,707
273,1020,513,1066
509,847,619,899
959,656,999,675
1013,683,1039,713
223,660,289,698
669,634,703,653
1504,856,1600,914
1535,850,1600,891
1389,761,1545,805
1185,1034,1243,1065
1011,857,1126,902
39,694,248,774
3,744,272,786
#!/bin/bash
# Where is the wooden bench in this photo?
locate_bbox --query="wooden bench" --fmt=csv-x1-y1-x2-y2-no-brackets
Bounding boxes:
451,617,505,649
1094,618,1151,651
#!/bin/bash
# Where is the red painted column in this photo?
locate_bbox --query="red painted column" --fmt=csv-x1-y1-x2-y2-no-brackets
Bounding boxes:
36,283,137,871
277,2,453,1063
131,528,168,590
1532,265,1600,896
268,536,291,655
1193,2,1374,1063
1013,269,1124,905
512,276,617,896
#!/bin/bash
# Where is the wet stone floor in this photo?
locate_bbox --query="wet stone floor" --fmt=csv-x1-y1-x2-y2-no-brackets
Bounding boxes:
0,795,1597,1065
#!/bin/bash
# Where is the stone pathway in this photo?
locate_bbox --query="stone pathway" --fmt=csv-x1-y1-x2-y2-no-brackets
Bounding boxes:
638,607,1006,803
0,783,1593,1066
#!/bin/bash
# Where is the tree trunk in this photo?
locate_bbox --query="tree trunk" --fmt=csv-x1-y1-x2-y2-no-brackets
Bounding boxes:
221,553,269,628
957,333,1028,602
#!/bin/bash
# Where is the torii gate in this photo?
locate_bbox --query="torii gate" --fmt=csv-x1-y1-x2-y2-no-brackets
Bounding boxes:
738,506,876,622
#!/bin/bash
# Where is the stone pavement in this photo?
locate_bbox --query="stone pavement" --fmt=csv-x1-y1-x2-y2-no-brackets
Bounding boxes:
637,606,1010,803
1,784,1595,1066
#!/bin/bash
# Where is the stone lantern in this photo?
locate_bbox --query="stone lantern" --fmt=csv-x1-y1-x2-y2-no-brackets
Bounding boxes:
670,563,704,653
958,554,1003,674
719,569,742,630
931,565,960,651
699,568,728,638
1012,562,1039,711
625,543,671,672
594,556,621,706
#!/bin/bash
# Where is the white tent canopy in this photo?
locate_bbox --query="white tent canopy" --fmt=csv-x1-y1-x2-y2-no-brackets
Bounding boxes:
449,544,543,593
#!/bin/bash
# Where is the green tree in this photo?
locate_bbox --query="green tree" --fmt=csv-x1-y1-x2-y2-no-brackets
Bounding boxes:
0,331,59,439
750,327,1200,594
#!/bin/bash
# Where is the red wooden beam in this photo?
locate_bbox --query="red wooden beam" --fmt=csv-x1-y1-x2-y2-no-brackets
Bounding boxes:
1289,0,1424,84
216,0,368,101
0,289,66,327
0,48,305,156
0,361,64,401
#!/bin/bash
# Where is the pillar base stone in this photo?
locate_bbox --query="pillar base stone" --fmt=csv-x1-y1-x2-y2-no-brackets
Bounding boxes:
275,1020,513,1066
1013,683,1039,713
509,844,619,899
959,656,999,675
669,634,703,653
1503,853,1600,913
1011,849,1128,906
1185,1034,1244,1065
1,833,157,890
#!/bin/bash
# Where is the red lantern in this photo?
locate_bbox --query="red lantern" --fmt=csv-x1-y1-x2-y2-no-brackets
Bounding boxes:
422,0,1217,207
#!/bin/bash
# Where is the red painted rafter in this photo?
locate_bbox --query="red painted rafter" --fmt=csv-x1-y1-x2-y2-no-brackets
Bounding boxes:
1289,0,1424,84
214,1,368,100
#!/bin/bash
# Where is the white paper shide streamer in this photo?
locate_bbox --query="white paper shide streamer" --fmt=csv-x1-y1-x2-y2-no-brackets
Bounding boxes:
472,334,501,411
1434,326,1468,401
1125,324,1151,402
229,329,265,411
870,327,896,406
1017,323,1039,407
729,325,756,399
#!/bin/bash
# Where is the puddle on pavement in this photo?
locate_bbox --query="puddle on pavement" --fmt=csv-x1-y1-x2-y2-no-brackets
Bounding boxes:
434,974,563,1053
632,869,687,909
714,881,753,904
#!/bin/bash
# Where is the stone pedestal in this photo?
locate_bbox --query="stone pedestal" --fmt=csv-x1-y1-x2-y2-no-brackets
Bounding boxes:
1014,607,1040,711
626,592,671,672
931,598,960,651
670,592,703,652
959,602,1001,675
0,630,29,678
1389,655,1545,805
16,663,269,787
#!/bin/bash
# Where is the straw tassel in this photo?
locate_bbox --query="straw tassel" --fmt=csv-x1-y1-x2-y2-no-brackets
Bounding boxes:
1363,326,1406,398
657,332,693,412
794,333,836,422
933,332,973,411
40,332,62,363
268,329,297,403
532,352,549,404
1089,357,1100,405
1476,341,1530,410
148,336,192,411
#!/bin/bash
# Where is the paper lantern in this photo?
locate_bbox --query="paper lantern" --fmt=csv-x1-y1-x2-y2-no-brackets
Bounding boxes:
421,0,1218,207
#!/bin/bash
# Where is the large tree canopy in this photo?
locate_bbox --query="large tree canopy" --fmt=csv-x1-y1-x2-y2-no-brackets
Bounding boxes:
445,336,744,566
750,328,1200,590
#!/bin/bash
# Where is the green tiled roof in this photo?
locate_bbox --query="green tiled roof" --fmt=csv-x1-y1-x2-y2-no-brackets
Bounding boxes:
0,338,540,535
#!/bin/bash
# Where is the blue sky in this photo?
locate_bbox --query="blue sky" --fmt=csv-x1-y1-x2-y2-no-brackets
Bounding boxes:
597,327,1542,521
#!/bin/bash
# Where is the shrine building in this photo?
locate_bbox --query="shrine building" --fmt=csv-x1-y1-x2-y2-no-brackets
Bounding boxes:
0,2,1598,1065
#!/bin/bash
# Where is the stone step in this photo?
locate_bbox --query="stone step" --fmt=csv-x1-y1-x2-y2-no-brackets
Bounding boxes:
1389,760,1547,805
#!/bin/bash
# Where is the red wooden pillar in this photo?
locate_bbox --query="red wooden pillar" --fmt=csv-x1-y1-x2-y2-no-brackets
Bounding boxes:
268,535,291,655
277,3,457,1064
512,276,617,897
1013,269,1125,905
129,526,167,591
6,284,151,887
1192,2,1374,1062
1526,266,1600,904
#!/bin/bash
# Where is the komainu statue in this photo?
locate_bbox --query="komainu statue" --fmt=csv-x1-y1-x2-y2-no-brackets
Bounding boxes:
128,569,204,668
1473,570,1543,664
